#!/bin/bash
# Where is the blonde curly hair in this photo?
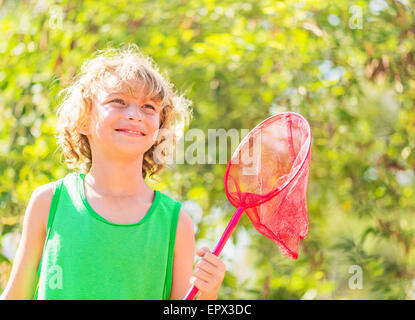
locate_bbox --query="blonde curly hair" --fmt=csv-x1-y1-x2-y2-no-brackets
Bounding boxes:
55,45,192,179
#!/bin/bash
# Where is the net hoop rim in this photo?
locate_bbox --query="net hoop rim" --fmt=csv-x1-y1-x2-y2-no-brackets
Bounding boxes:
224,111,312,209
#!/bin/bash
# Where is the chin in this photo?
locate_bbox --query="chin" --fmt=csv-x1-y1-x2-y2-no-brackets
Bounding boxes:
109,142,149,156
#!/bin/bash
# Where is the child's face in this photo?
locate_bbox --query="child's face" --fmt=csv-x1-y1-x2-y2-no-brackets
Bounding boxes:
84,85,161,158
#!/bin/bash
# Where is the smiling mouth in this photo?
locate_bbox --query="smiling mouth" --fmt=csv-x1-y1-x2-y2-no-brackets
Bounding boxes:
115,129,146,137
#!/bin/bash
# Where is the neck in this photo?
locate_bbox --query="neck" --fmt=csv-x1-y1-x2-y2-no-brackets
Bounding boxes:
85,157,151,198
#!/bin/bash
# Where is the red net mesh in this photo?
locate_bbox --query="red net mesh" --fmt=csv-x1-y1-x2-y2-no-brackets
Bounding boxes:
224,112,312,259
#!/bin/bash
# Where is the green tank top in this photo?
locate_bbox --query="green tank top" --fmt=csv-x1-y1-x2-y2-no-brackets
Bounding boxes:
33,172,181,300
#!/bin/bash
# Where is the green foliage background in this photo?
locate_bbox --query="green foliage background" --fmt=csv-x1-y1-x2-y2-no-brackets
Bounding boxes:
1,0,414,299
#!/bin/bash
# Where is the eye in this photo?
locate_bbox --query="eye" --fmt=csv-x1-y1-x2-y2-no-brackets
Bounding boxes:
143,104,156,111
111,98,126,105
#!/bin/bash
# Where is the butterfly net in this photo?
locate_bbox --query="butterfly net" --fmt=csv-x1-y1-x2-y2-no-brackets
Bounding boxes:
224,112,312,259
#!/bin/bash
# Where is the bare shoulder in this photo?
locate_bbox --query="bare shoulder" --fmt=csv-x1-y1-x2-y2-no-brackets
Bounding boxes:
28,181,56,235
176,208,194,234
174,208,195,251
33,181,56,198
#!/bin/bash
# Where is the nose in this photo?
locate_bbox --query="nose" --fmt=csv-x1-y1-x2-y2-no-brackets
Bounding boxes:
125,102,143,121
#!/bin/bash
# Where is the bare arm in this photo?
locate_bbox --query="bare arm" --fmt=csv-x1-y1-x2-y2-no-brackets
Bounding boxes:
169,209,195,300
169,209,226,300
0,183,54,300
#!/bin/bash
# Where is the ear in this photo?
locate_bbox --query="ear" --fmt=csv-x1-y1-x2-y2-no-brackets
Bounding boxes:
76,119,90,136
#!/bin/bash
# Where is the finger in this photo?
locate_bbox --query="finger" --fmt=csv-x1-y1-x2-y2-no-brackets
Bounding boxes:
196,247,210,257
193,267,213,282
195,259,217,275
190,276,210,292
200,251,225,269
